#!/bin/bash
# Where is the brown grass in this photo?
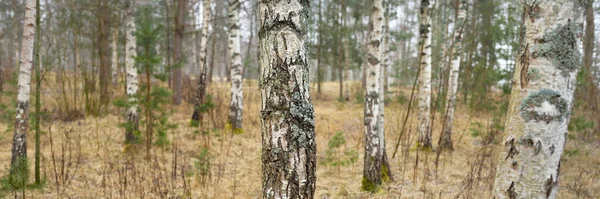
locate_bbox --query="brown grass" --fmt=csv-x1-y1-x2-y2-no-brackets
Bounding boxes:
0,80,598,198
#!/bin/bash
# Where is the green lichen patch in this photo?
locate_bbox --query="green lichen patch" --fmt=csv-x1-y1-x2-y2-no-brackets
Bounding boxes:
535,22,581,76
519,89,568,123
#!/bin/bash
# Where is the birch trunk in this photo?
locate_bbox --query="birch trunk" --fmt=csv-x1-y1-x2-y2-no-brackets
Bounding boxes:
362,0,392,192
111,28,118,86
417,0,433,149
439,0,467,151
11,0,36,172
259,1,316,198
124,0,139,144
191,0,211,123
492,1,583,198
228,0,243,130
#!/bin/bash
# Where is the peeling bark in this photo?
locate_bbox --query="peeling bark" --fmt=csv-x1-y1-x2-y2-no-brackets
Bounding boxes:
11,0,36,172
417,0,433,149
124,0,139,144
259,1,316,198
492,1,584,198
228,0,243,130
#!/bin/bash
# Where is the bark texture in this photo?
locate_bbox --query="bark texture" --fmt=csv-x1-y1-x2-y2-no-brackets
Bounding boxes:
492,1,583,198
191,0,211,123
439,0,467,151
11,0,36,172
362,0,392,192
417,0,433,149
125,0,139,144
228,0,243,130
259,1,316,198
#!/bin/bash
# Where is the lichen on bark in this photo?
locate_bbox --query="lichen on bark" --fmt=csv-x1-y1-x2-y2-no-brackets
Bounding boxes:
519,89,568,123
533,21,581,76
260,1,316,198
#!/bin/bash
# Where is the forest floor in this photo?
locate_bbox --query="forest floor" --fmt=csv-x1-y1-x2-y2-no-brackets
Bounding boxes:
0,80,599,198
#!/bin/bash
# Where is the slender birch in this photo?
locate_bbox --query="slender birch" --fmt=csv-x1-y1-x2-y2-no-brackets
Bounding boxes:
124,0,139,144
492,1,583,198
228,0,243,131
417,0,433,149
439,0,467,151
191,0,211,124
362,0,392,192
11,0,36,172
111,28,118,86
259,1,316,198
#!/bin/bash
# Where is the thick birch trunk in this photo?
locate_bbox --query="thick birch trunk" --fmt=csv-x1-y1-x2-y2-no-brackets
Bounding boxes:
11,0,36,172
124,0,139,144
417,0,433,149
228,0,243,130
362,0,392,192
492,1,583,198
259,1,316,198
111,28,118,86
439,0,467,151
191,0,211,123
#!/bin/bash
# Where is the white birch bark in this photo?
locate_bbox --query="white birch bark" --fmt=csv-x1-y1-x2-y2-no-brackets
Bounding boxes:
191,0,211,122
362,0,392,192
228,0,243,130
259,1,316,198
11,0,36,170
124,0,139,144
111,28,118,86
440,0,467,150
417,0,433,149
492,1,583,198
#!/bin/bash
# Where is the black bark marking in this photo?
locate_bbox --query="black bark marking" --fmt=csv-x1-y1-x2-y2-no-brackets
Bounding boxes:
507,181,517,199
505,138,519,160
519,44,530,89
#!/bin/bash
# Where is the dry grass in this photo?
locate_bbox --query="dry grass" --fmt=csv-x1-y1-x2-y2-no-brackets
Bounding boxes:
0,80,598,198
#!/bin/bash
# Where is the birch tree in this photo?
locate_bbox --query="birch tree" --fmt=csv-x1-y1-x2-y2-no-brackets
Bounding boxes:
259,0,316,198
492,1,583,198
417,0,433,149
111,28,118,86
228,0,243,131
439,0,467,151
11,0,36,173
191,0,210,124
124,0,138,144
362,0,392,192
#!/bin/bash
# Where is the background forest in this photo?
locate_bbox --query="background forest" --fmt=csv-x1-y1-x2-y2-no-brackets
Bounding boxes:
0,0,599,198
